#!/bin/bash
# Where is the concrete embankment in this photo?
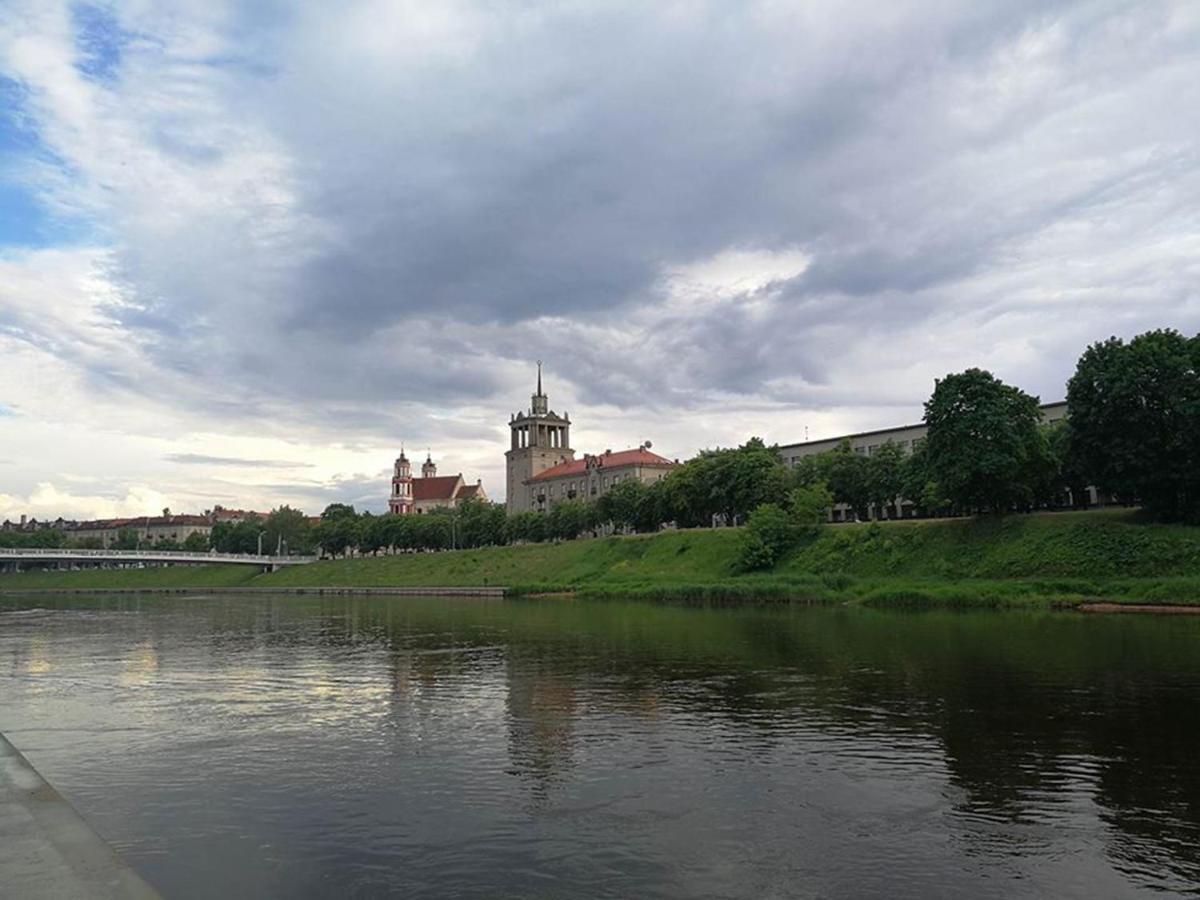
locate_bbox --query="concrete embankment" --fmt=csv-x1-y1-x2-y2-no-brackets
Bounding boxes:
0,733,160,899
0,585,507,597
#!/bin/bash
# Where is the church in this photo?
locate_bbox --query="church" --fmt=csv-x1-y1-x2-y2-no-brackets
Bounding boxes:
504,365,676,515
388,452,487,515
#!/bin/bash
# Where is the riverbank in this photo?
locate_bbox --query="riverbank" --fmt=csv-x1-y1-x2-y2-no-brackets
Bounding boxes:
2,510,1197,608
0,733,160,899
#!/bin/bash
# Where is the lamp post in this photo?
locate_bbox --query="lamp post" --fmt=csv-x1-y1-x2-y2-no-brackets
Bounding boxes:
257,530,266,556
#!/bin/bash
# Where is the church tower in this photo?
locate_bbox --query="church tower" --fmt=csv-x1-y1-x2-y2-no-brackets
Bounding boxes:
505,362,574,514
389,450,413,515
422,453,437,479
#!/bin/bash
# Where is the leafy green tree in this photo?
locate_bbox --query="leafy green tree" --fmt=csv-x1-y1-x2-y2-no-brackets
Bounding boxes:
899,442,949,517
263,506,314,555
410,515,451,550
631,480,668,533
314,515,359,557
735,503,794,571
1067,329,1200,522
659,457,713,528
866,441,905,518
923,368,1043,513
823,440,871,520
595,479,650,533
546,500,593,540
786,482,833,534
320,503,357,522
358,513,391,555
384,515,410,551
182,531,210,552
113,528,141,550
456,500,507,549
660,438,791,527
791,455,826,490
712,438,793,524
153,537,181,551
504,510,546,544
210,516,263,554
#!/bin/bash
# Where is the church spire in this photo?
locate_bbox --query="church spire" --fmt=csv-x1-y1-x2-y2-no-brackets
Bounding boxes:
531,361,549,415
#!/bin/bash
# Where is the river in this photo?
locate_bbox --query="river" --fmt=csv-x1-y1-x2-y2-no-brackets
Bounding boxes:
1,593,1198,898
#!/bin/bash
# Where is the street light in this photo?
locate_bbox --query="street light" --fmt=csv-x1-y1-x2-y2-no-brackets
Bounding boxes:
257,530,267,556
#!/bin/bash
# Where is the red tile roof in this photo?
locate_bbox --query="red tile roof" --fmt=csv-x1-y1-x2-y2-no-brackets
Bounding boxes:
528,448,676,482
412,475,464,501
458,483,485,499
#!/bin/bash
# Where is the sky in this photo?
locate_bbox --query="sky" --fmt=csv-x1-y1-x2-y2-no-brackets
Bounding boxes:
1,0,1198,520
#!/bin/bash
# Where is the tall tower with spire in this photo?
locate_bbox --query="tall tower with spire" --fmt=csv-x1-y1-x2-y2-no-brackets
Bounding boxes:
389,450,413,515
422,453,437,479
505,362,574,514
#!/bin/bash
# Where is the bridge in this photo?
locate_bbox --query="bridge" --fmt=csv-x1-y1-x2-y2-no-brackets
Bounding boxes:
0,547,317,573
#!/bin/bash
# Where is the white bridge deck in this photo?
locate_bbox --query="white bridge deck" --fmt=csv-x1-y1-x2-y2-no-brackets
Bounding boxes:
0,548,316,567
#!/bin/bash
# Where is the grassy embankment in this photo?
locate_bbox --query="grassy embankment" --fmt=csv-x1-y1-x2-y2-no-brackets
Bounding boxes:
2,509,1198,607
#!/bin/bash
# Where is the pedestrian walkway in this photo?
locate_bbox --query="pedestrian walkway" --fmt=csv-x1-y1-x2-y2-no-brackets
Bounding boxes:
0,733,160,899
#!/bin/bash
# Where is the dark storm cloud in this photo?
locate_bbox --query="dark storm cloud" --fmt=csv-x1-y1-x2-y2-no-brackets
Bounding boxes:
8,0,1200,444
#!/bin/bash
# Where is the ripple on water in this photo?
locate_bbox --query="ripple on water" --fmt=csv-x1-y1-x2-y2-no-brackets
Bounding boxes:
2,595,1199,898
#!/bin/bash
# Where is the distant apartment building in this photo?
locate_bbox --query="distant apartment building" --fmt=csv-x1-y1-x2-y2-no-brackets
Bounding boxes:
777,401,1079,521
67,513,214,548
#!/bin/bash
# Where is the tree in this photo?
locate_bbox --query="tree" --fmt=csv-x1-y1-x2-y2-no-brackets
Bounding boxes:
320,503,357,522
711,438,793,525
211,516,263,554
923,368,1043,513
314,516,359,558
735,503,792,571
263,506,314,555
900,441,949,518
660,438,791,527
1067,329,1200,522
113,528,140,550
595,479,649,533
504,511,546,544
786,482,833,534
182,531,210,552
358,514,391,556
456,500,507,549
546,500,592,540
866,441,905,518
823,441,871,520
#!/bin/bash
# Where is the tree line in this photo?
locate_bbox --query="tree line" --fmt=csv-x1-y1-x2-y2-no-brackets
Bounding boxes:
3,328,1194,560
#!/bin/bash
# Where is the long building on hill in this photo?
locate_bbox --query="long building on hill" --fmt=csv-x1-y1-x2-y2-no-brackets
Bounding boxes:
504,364,676,514
777,401,1082,521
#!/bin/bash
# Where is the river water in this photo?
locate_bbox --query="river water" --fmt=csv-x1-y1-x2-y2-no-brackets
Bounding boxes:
1,594,1198,898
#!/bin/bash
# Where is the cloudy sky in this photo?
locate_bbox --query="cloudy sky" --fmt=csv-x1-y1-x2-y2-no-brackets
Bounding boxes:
1,0,1198,520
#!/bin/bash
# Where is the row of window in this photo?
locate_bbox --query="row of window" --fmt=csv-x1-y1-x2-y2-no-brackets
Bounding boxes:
789,437,926,466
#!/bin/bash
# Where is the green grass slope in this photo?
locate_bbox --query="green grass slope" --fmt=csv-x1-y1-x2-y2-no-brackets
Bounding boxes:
3,511,1197,607
0,564,259,590
259,528,740,588
785,509,1200,579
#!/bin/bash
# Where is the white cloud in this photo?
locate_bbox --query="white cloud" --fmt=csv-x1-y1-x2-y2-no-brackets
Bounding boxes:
0,0,1198,517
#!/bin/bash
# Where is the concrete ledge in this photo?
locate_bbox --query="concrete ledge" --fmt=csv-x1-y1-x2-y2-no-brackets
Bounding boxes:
0,734,160,899
0,585,508,597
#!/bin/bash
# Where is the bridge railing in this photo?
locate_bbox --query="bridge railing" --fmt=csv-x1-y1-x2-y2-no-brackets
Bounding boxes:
0,548,317,564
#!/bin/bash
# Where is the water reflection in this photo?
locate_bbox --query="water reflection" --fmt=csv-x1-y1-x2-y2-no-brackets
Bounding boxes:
1,594,1199,898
